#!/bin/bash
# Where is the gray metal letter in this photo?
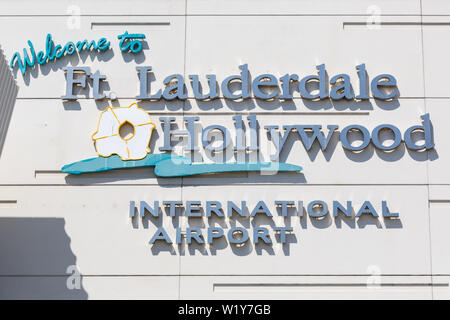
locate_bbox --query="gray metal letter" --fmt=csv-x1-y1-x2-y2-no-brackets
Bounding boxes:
404,113,435,150
252,74,279,100
371,74,397,99
163,74,187,100
330,74,354,100
189,74,218,100
61,67,91,100
221,64,251,100
298,64,328,100
202,125,231,152
340,125,371,151
371,124,401,150
90,70,106,100
159,116,199,152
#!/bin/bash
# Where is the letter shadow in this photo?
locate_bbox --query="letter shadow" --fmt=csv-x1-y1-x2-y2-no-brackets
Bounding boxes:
309,214,333,229
383,216,403,229
194,96,397,112
208,213,228,228
299,209,403,230
187,240,208,256
334,212,356,229
151,240,177,255
228,211,251,229
15,48,114,86
356,214,382,229
251,215,276,228
373,97,400,111
62,100,82,111
120,41,148,64
230,239,253,256
254,241,275,255
274,232,297,256
209,235,229,255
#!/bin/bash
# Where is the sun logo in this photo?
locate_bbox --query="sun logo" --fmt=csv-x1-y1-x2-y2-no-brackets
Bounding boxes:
91,103,155,160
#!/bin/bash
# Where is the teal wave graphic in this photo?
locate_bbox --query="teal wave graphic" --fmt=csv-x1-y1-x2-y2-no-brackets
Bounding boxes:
61,154,303,177
61,154,187,175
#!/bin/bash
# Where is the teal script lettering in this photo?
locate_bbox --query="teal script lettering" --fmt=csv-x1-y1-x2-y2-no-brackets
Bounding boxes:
10,34,111,75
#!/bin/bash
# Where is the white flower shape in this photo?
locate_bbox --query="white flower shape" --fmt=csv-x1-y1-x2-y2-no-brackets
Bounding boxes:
92,103,155,160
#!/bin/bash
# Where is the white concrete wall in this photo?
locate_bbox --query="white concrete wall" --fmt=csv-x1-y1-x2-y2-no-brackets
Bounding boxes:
0,0,450,299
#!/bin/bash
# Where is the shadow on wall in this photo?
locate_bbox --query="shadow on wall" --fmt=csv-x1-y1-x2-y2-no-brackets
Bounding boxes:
62,94,400,113
0,218,88,299
0,46,19,159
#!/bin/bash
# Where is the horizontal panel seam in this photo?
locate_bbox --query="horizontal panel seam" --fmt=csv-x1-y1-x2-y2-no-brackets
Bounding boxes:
0,274,447,277
0,184,434,187
0,14,429,18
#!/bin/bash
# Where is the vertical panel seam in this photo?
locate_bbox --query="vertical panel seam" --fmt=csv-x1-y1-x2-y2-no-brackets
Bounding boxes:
178,0,188,301
419,0,434,300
